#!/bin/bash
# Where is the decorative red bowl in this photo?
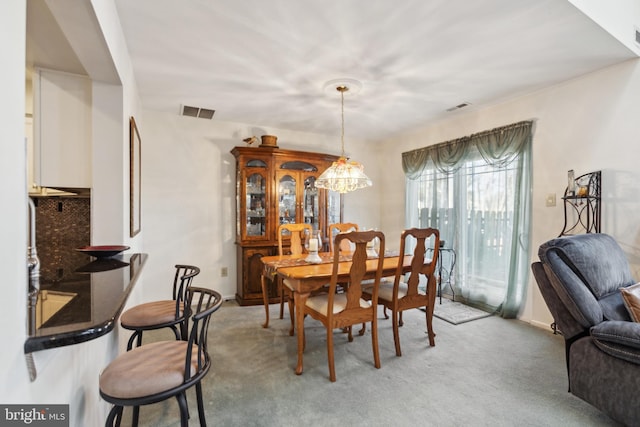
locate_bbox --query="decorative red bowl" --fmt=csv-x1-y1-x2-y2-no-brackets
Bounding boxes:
75,245,130,258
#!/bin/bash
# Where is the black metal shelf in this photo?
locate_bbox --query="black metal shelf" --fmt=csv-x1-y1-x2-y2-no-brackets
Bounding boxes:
559,171,601,237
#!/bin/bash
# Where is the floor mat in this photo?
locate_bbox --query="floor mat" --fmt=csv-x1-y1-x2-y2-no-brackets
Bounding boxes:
433,298,493,325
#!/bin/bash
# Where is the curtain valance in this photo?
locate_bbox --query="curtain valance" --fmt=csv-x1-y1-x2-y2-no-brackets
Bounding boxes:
402,120,533,179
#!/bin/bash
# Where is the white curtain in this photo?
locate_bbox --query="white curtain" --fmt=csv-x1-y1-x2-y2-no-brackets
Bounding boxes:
403,121,533,317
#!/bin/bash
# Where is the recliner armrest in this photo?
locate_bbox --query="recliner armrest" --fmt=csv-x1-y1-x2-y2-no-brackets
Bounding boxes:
591,320,640,365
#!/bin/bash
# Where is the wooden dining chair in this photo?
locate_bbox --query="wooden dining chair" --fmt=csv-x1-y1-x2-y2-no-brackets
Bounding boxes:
303,230,385,382
262,223,312,333
328,222,359,253
100,286,222,427
120,265,200,350
363,228,440,356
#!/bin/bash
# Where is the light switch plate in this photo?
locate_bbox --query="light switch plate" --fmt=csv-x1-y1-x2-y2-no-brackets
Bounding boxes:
546,193,556,207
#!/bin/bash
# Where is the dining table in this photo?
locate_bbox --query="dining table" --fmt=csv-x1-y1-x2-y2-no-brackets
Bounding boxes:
261,250,413,375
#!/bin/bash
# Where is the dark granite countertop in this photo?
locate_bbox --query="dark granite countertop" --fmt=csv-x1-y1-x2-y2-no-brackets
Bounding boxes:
24,253,147,353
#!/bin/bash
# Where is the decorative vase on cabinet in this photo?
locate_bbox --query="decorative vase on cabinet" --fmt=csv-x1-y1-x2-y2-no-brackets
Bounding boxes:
231,146,343,305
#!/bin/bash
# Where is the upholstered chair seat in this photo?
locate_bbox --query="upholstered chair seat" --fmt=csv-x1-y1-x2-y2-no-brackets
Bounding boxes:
305,293,371,314
120,301,184,328
120,265,199,350
376,281,426,302
100,341,201,399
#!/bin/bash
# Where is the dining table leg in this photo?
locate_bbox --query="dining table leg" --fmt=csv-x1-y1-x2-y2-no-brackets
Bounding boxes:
294,290,309,375
261,274,270,328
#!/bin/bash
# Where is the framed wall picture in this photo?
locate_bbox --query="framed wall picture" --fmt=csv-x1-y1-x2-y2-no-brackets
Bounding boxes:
130,116,141,237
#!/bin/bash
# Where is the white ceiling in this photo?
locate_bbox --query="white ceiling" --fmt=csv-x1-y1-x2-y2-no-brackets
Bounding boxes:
28,0,637,142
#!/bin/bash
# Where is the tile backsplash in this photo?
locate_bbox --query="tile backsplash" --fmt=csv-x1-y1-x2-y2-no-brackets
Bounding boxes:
34,196,90,284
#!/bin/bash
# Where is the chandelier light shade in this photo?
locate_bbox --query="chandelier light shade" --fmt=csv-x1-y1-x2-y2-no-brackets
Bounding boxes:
315,85,372,194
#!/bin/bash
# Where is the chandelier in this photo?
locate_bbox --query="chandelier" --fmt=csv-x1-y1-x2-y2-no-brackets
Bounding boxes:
315,85,372,194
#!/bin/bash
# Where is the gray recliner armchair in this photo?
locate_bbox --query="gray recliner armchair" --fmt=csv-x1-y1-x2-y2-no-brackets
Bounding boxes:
532,233,640,426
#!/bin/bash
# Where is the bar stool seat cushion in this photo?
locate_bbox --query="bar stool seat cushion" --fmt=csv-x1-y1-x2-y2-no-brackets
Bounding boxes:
100,341,200,399
120,301,183,328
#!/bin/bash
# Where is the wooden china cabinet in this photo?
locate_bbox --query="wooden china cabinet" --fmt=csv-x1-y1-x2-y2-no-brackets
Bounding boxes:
231,146,343,305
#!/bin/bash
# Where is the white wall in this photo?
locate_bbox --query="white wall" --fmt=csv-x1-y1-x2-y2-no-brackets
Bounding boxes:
569,0,640,55
1,0,29,408
139,111,380,302
377,58,640,329
0,1,143,425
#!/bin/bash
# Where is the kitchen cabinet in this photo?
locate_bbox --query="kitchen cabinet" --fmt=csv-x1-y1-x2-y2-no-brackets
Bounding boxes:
33,68,92,189
231,146,343,305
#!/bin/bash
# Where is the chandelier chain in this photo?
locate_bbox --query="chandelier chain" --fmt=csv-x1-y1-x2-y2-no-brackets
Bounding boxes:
337,85,348,157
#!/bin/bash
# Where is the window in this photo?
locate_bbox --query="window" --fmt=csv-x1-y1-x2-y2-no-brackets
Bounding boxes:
404,121,532,317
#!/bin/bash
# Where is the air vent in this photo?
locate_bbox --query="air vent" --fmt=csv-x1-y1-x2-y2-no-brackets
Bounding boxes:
446,102,472,112
181,105,215,119
636,26,640,46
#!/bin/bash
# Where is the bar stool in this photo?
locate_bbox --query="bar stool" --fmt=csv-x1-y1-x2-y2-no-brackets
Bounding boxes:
100,286,222,426
120,264,200,350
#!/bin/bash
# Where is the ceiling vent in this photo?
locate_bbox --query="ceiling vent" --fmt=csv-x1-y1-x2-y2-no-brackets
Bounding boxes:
181,105,215,119
446,102,472,112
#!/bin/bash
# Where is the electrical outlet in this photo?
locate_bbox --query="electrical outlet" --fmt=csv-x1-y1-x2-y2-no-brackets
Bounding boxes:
220,267,228,277
546,193,556,207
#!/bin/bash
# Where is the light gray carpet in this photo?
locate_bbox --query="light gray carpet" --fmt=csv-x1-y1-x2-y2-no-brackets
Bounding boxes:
121,301,621,427
433,298,493,325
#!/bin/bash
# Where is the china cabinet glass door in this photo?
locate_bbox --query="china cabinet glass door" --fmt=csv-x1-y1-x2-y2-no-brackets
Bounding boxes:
303,176,320,230
278,174,297,226
245,171,266,239
327,190,342,226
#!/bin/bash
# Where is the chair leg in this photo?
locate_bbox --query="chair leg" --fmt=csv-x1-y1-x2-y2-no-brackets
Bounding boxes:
327,327,336,382
132,406,139,427
105,405,122,427
172,324,182,341
425,303,436,347
261,274,270,328
126,331,143,351
176,392,190,427
383,306,389,319
392,310,402,357
279,279,286,319
288,293,295,336
358,323,366,336
371,317,381,369
196,381,207,427
399,311,404,327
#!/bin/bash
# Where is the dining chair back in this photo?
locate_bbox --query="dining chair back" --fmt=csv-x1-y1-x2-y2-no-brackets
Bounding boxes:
100,286,223,427
277,223,312,256
303,230,385,382
120,264,200,350
278,223,313,329
260,223,314,332
364,227,439,356
328,222,359,253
